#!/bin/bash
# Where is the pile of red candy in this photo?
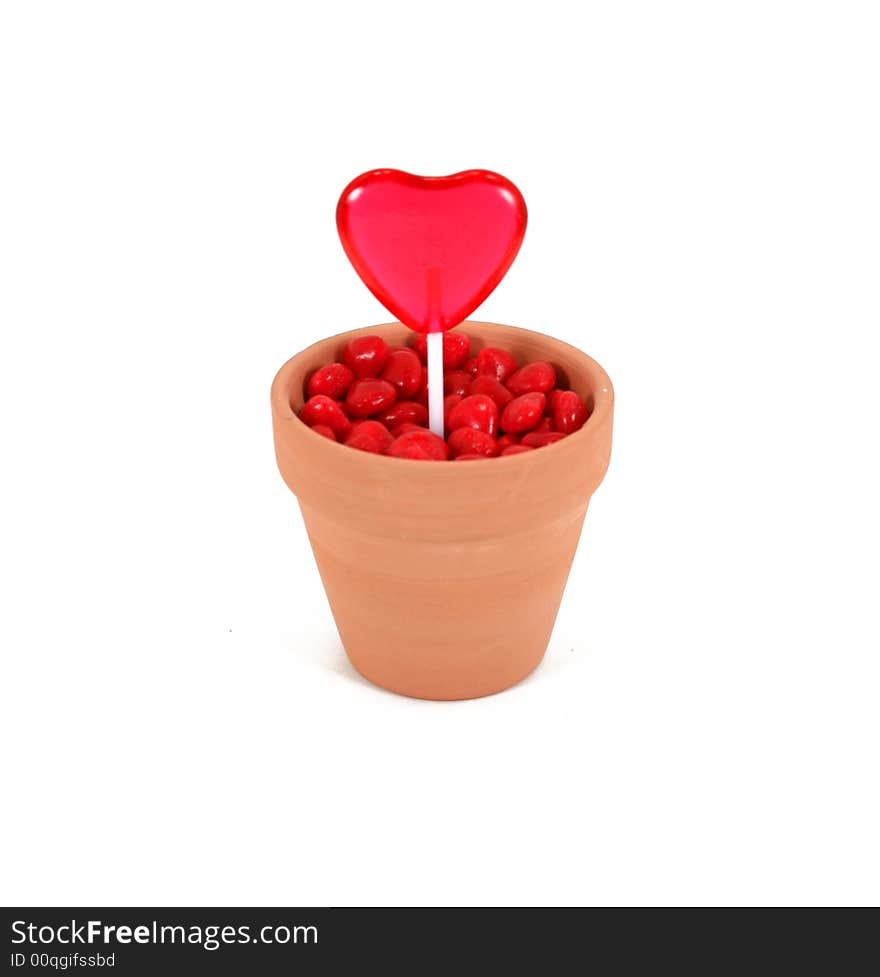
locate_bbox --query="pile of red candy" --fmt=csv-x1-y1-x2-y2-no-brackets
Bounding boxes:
299,333,590,461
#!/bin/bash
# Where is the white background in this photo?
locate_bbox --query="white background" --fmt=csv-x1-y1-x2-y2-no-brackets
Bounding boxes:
1,1,878,907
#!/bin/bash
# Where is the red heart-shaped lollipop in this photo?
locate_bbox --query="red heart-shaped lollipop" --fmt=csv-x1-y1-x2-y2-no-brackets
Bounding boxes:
337,169,527,334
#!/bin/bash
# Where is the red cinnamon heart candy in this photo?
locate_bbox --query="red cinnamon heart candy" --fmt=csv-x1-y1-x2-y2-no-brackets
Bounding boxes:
521,430,567,448
412,332,471,367
375,400,429,429
505,360,556,397
500,392,546,435
345,378,397,419
447,394,499,437
553,390,590,434
469,374,514,411
447,428,499,458
337,169,527,333
344,420,394,455
386,429,449,461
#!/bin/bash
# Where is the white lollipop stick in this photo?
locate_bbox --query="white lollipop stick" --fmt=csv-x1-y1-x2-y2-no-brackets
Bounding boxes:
427,331,444,438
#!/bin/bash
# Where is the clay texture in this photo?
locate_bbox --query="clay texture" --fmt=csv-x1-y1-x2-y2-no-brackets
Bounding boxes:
272,321,614,700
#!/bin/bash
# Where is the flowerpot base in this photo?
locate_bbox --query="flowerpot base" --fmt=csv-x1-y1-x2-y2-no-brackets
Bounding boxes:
305,504,583,700
345,652,546,701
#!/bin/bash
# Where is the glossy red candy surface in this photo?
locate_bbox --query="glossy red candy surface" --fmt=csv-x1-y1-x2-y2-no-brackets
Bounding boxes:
344,420,395,454
412,331,472,369
380,348,423,398
475,346,518,383
345,378,397,418
447,427,499,458
520,430,567,448
443,370,473,398
390,421,425,437
468,374,514,410
376,400,429,429
386,429,449,460
500,392,546,434
443,393,463,429
413,367,429,406
545,388,563,415
505,360,556,397
301,395,352,438
310,424,337,441
343,335,390,379
307,363,354,400
298,332,591,461
553,390,589,434
447,394,499,437
495,433,520,451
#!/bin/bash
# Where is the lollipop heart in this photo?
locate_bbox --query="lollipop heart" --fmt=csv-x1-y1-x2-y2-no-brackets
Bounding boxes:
336,169,527,334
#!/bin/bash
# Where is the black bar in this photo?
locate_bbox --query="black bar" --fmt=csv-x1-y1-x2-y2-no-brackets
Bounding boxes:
1,907,877,975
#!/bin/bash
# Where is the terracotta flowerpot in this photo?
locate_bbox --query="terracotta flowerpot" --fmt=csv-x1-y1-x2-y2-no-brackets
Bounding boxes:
271,320,613,700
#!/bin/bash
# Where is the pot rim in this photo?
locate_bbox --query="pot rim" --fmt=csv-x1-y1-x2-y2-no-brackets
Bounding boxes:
272,319,613,474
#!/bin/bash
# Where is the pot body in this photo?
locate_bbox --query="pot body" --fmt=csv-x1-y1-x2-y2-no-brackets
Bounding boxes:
272,321,613,700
